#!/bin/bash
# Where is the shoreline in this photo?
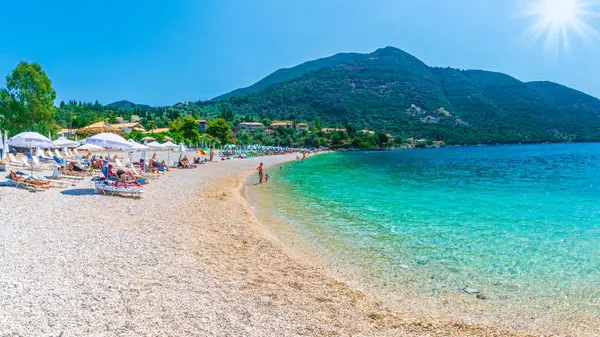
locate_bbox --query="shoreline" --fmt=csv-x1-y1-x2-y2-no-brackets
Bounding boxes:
0,153,570,335
237,155,540,337
239,152,599,337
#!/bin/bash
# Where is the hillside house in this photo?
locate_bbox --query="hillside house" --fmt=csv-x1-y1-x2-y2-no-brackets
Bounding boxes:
296,123,309,132
270,120,294,129
236,122,264,132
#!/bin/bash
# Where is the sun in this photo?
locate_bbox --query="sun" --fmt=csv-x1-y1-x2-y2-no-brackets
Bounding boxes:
519,0,600,54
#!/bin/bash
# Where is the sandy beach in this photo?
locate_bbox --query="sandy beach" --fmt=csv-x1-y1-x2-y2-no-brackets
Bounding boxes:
0,153,538,336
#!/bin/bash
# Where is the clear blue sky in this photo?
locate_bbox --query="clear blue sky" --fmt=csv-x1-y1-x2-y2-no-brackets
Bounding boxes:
1,0,599,106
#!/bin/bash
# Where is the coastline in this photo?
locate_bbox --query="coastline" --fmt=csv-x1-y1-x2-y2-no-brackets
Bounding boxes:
240,152,600,337
0,154,545,336
237,155,540,337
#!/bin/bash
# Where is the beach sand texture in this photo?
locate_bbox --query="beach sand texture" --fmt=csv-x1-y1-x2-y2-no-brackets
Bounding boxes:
0,154,534,336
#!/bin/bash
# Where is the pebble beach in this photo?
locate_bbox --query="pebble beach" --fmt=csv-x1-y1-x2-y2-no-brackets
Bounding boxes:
0,153,544,336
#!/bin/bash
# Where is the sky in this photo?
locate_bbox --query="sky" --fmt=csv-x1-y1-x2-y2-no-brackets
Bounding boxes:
1,0,599,106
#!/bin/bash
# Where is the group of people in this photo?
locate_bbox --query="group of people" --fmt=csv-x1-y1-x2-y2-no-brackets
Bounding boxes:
256,162,270,184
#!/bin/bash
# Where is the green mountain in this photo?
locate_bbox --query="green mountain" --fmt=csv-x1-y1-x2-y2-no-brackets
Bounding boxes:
106,100,152,110
214,46,600,144
212,52,370,101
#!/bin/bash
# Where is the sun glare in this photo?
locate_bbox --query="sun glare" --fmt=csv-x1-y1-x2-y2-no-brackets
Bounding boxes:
519,0,600,54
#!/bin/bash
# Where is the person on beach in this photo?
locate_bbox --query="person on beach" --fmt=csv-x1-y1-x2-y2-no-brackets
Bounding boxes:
115,169,130,187
257,162,264,184
150,154,160,173
265,173,270,183
209,148,214,162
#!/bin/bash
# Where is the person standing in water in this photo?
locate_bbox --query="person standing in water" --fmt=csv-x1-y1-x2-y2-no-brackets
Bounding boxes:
265,173,270,183
209,148,214,162
257,162,264,184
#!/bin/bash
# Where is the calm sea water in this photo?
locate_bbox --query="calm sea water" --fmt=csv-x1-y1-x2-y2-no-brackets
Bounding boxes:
246,144,600,313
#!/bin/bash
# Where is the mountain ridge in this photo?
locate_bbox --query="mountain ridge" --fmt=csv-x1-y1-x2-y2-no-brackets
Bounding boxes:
105,100,152,110
210,46,600,144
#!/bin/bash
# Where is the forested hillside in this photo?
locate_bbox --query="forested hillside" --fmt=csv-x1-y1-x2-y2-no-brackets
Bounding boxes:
211,46,600,144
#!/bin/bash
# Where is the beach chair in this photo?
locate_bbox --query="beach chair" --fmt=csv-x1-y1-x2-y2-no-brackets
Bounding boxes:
115,158,125,167
50,165,84,181
32,156,51,169
21,157,44,171
7,153,26,168
54,149,63,160
73,149,81,158
45,150,54,159
53,156,64,165
38,150,54,162
5,171,51,191
95,181,143,198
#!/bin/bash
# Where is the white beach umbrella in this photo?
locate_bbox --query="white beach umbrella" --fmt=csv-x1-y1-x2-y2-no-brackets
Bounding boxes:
86,132,132,162
127,139,149,150
77,143,105,151
146,141,166,150
126,139,148,163
173,143,187,152
85,133,132,150
8,132,55,148
8,132,54,176
141,136,155,143
162,141,178,149
161,141,178,166
53,137,80,148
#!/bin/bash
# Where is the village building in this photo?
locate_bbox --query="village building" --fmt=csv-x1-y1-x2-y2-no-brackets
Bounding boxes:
296,123,309,132
113,122,146,134
236,122,264,132
321,128,347,133
270,120,294,129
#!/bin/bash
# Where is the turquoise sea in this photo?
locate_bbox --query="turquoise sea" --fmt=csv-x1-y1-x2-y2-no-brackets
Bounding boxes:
246,143,600,324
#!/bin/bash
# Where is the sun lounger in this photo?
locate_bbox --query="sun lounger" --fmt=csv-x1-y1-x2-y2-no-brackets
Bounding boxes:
7,153,26,167
54,149,64,160
6,172,51,191
53,156,65,165
115,158,125,167
51,165,84,181
21,157,44,171
95,181,143,198
73,149,81,158
38,151,54,162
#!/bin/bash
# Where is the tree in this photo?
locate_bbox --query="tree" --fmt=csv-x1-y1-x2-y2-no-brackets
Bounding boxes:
180,117,201,144
148,120,157,133
206,118,231,144
0,62,57,134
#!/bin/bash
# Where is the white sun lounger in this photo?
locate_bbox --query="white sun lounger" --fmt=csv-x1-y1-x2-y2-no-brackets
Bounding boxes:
7,154,26,168
51,165,85,181
95,181,143,198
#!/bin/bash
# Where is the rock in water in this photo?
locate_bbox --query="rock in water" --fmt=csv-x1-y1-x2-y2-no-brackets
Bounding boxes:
476,293,487,300
462,287,479,294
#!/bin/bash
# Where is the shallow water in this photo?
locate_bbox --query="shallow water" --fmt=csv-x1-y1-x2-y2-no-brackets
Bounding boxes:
246,144,600,326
